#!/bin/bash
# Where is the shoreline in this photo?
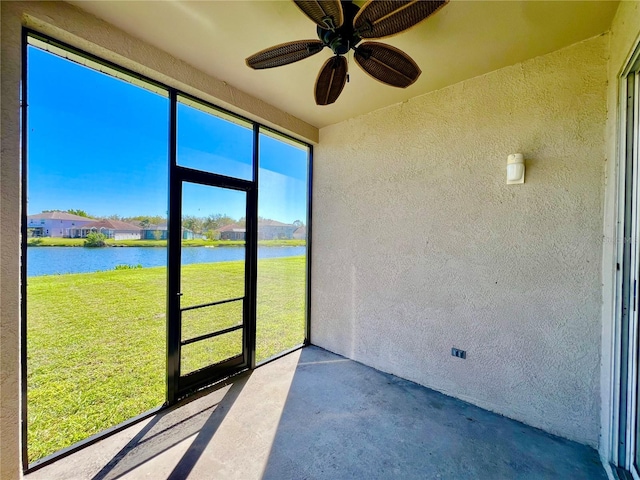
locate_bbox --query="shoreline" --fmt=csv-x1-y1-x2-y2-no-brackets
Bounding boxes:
27,254,306,278
27,239,306,248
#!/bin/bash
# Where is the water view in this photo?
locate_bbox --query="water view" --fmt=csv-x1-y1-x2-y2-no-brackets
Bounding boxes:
27,246,305,277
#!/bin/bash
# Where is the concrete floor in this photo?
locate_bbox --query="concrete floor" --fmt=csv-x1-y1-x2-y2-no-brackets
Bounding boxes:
27,346,607,479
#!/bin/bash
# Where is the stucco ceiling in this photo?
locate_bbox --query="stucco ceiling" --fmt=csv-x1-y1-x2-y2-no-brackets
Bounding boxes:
68,1,619,129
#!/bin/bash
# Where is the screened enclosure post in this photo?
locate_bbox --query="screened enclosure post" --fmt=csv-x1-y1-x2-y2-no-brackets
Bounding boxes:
305,145,313,346
247,124,260,369
20,27,30,472
167,89,180,405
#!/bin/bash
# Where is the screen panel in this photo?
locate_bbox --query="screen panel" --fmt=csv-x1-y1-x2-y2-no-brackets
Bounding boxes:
256,130,310,362
25,42,169,462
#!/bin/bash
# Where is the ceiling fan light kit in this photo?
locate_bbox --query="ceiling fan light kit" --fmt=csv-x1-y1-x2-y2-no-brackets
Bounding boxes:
246,0,448,106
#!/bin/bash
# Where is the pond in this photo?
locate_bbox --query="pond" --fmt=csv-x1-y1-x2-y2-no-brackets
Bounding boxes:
27,246,306,277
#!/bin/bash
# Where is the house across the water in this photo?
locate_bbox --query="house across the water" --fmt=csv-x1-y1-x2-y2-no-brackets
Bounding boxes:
217,221,298,241
258,220,296,240
218,224,246,241
141,224,168,240
293,226,306,240
27,211,94,238
69,219,142,240
141,224,199,240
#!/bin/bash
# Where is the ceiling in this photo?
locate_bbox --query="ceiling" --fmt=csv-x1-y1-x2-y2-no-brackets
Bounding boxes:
69,1,619,129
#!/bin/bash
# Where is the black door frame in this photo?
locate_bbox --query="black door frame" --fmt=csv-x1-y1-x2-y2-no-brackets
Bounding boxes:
167,100,259,401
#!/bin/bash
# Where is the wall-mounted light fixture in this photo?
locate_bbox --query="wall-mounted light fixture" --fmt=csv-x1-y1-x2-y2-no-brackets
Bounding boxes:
507,153,525,185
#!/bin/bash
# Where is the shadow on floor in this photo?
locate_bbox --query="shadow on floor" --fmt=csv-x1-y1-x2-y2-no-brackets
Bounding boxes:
91,372,251,480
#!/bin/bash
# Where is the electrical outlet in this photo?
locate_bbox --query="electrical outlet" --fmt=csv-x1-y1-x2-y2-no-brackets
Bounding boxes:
451,348,466,359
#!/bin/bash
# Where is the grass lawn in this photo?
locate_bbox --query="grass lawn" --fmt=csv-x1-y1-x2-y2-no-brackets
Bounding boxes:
27,238,306,248
27,256,306,462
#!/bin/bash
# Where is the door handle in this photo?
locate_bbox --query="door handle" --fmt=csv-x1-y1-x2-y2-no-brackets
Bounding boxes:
177,292,183,297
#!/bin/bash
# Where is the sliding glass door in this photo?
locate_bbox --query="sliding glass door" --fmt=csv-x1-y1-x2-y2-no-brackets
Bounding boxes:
629,56,640,480
616,46,640,479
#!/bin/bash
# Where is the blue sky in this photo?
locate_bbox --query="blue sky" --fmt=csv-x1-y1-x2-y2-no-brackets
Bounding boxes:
27,46,309,224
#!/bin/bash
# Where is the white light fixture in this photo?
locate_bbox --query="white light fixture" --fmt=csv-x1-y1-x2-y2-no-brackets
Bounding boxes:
506,153,525,184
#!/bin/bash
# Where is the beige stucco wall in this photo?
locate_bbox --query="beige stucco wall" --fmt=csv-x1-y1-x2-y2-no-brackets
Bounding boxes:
0,2,318,479
600,0,640,463
312,35,608,447
1,4,23,478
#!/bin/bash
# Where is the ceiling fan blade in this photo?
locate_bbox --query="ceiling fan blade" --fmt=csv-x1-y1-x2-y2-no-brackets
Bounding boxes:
355,42,421,88
246,40,325,69
294,1,344,30
315,56,347,105
354,0,447,39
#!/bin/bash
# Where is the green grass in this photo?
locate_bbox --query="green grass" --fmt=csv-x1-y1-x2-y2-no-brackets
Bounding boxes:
28,237,86,246
27,238,306,248
27,256,306,462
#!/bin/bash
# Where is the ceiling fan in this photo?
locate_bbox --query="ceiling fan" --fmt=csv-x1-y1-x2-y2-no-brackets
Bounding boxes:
246,0,448,106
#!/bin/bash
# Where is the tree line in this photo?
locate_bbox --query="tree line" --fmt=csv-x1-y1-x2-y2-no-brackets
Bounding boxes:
43,210,304,235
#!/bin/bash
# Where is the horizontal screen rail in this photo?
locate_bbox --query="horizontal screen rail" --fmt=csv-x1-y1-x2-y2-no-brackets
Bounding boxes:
181,324,243,346
177,166,253,191
180,296,244,312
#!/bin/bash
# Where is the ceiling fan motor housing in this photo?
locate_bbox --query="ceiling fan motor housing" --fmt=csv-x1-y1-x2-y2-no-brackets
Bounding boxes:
317,1,361,55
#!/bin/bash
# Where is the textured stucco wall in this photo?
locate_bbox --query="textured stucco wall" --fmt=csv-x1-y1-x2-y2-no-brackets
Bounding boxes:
1,3,23,479
312,35,608,447
600,0,640,462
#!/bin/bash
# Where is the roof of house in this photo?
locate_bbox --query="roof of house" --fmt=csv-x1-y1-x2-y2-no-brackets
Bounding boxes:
218,224,246,233
142,223,163,230
293,226,306,235
258,220,292,227
142,224,194,233
27,211,94,221
77,219,142,231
